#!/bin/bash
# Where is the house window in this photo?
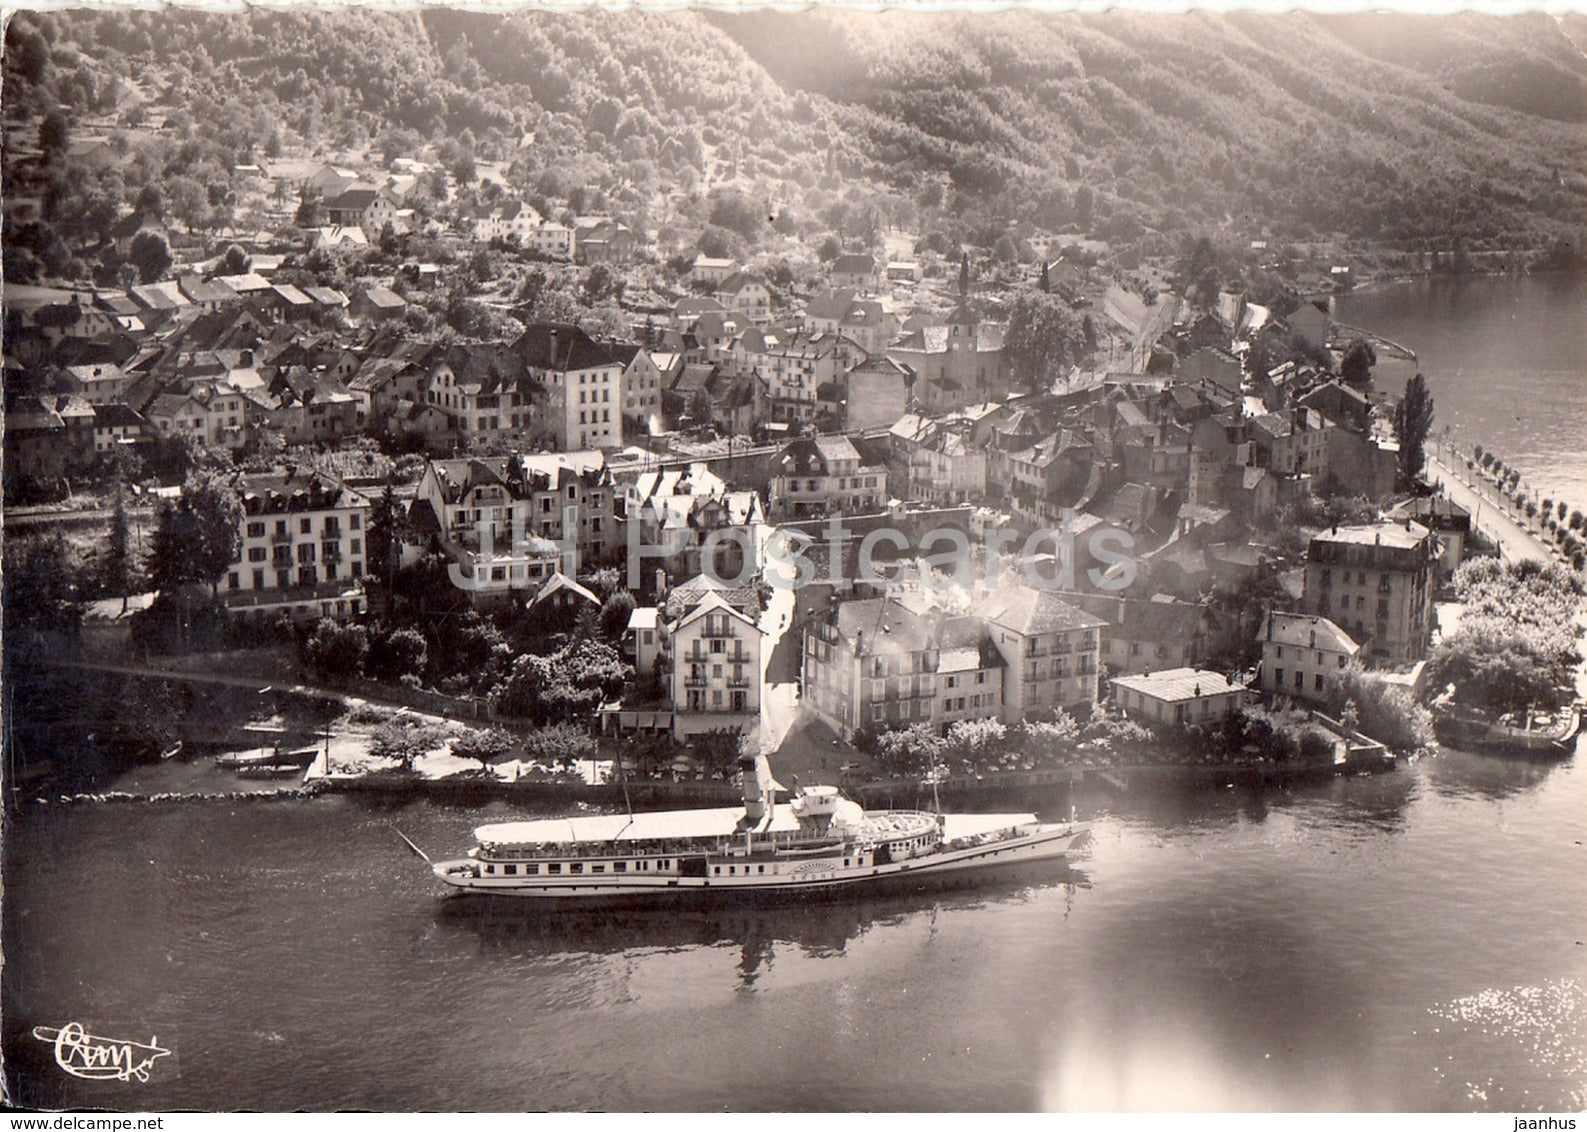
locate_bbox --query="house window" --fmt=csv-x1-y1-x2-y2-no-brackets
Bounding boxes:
247,522,265,538
300,518,312,534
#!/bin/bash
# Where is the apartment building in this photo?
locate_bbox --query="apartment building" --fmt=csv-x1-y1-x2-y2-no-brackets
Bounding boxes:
512,324,623,451
1302,521,1435,662
223,469,369,622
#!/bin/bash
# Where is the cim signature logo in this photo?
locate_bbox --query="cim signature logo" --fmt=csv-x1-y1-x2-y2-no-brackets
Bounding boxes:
32,1022,171,1083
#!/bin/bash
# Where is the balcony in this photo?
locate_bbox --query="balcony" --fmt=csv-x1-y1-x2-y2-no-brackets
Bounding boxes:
271,530,294,546
321,543,343,562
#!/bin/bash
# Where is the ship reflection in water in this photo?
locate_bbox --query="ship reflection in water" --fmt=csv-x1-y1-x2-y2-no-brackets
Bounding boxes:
435,866,1091,988
1424,745,1572,803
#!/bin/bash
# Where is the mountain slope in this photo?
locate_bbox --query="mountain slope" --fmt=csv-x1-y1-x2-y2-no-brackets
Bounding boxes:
6,8,1584,256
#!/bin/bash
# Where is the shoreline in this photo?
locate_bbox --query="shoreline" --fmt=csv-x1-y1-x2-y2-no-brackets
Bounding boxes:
1301,262,1586,305
12,745,1400,813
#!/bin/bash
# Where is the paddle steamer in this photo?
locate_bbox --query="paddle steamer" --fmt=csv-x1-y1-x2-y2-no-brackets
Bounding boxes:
430,753,1087,904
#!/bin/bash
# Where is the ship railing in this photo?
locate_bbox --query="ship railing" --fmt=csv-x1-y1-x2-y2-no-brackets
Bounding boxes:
482,837,723,860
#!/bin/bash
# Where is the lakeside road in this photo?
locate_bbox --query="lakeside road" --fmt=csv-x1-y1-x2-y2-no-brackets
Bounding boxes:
1425,453,1554,565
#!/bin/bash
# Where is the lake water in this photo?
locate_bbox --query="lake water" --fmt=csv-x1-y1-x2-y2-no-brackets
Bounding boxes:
5,274,1587,1113
4,755,1585,1112
1332,272,1587,510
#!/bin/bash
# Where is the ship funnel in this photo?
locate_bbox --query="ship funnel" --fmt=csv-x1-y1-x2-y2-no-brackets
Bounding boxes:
739,752,777,822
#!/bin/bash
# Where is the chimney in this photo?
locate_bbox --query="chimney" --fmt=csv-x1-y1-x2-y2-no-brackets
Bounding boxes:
739,752,775,823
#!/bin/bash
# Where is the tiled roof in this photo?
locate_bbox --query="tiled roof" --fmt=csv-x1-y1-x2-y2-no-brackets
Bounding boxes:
804,289,858,321
1309,522,1431,552
233,468,367,514
663,573,760,621
93,403,146,429
833,597,936,654
325,187,381,211
973,585,1106,636
1111,667,1246,703
832,253,876,275
512,323,618,372
1259,611,1359,654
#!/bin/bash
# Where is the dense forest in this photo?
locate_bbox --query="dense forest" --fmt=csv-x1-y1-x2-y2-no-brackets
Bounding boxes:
4,7,1585,262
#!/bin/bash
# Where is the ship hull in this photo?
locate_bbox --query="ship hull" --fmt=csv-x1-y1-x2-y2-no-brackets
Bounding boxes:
432,823,1088,908
1435,704,1580,758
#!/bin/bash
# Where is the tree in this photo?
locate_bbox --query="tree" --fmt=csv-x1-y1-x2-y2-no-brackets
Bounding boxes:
302,618,369,680
39,109,71,164
451,727,513,772
709,189,764,241
438,136,476,187
696,224,742,261
1340,338,1377,386
216,243,249,277
369,718,446,771
3,533,84,662
1421,559,1583,714
128,231,172,284
686,387,713,425
490,638,632,726
874,723,946,778
366,482,406,588
519,722,597,771
1329,664,1434,751
1393,373,1435,486
582,263,619,306
598,588,637,639
134,184,166,219
1003,290,1087,392
366,626,427,681
104,482,135,614
295,187,322,228
148,471,242,598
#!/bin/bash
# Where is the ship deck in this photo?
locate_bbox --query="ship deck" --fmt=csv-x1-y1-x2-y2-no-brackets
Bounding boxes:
471,806,1038,853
